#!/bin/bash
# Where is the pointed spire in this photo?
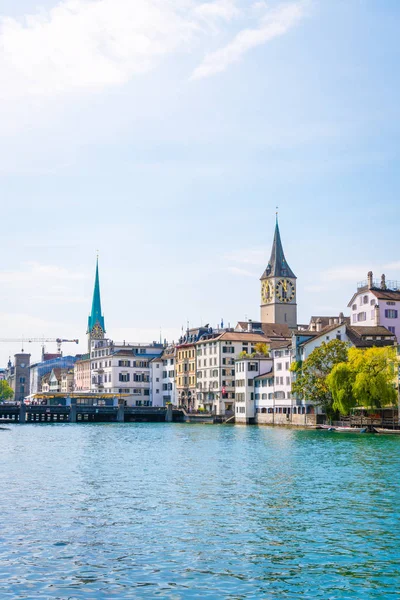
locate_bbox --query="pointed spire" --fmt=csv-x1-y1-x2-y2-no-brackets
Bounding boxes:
261,218,296,279
87,257,105,334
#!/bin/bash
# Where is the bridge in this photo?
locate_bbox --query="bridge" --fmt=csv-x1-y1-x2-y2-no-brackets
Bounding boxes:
0,402,185,424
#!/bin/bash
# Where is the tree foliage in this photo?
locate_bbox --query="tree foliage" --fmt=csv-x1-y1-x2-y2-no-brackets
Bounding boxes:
254,342,269,356
0,380,14,402
327,346,397,414
291,339,349,417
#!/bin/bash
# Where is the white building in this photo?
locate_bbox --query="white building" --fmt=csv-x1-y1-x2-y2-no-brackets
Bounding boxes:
196,331,269,415
150,357,164,407
161,346,176,406
90,339,164,406
235,355,272,423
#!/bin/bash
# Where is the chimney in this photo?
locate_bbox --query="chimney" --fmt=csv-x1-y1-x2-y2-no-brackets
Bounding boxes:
381,274,387,290
316,318,322,332
374,305,380,327
329,318,333,326
339,312,344,324
367,271,373,290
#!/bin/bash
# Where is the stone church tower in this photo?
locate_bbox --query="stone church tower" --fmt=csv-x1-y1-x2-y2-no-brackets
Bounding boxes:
87,258,106,351
260,218,297,328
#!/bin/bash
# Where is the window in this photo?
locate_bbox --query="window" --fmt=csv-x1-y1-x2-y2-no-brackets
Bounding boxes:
285,362,289,370
370,299,376,306
385,309,398,319
119,373,130,382
388,326,396,334
352,304,357,311
363,295,368,304
357,312,366,322
277,363,282,371
19,377,25,383
387,301,396,306
118,360,130,367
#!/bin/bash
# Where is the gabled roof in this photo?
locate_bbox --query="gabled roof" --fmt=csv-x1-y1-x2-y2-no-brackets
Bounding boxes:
371,289,400,301
348,287,400,307
349,325,394,337
236,321,291,339
254,368,274,381
261,220,296,280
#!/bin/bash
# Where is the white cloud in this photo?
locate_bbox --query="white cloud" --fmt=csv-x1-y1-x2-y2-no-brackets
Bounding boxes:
224,248,266,266
191,1,305,80
225,266,257,277
0,262,85,285
0,0,196,96
195,0,241,22
0,0,306,97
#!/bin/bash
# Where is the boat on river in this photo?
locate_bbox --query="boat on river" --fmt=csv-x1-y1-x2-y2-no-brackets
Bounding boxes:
333,426,367,433
316,425,367,433
373,427,400,435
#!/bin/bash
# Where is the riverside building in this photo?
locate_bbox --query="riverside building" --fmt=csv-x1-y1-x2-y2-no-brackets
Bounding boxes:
196,330,269,415
348,271,400,337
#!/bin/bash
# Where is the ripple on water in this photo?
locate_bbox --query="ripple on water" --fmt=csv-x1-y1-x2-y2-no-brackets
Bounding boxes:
1,424,400,598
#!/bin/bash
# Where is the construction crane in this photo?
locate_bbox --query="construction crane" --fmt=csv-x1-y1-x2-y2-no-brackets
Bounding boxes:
0,338,79,357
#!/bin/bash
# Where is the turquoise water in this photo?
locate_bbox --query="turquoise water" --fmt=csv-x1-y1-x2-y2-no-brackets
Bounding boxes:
1,424,399,599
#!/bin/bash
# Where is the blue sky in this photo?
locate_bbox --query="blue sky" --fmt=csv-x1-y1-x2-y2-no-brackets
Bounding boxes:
0,0,399,365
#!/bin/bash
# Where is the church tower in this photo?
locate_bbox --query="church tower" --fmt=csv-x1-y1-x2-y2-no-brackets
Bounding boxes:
260,218,297,328
87,258,106,351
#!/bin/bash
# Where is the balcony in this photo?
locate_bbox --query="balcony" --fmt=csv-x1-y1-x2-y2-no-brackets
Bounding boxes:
358,279,400,291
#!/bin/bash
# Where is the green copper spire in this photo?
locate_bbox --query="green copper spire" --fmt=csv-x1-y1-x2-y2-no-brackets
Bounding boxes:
87,257,105,334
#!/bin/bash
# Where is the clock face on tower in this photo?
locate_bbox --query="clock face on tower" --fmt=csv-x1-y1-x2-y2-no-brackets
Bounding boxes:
261,281,274,304
91,323,104,339
275,279,295,303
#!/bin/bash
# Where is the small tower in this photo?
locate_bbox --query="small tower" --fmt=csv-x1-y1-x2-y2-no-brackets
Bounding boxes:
260,217,297,328
87,257,106,351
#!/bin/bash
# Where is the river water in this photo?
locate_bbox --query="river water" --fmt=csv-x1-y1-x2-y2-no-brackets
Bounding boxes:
1,423,399,599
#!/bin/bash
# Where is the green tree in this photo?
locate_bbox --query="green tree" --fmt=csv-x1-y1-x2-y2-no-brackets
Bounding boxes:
291,339,349,418
327,362,356,415
338,347,396,411
0,380,14,402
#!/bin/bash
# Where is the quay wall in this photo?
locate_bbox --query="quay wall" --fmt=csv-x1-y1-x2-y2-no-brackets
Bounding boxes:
236,414,317,427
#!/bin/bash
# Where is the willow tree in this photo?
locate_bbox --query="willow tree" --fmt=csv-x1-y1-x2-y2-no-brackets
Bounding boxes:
349,346,397,410
327,346,397,413
327,362,356,415
291,339,349,418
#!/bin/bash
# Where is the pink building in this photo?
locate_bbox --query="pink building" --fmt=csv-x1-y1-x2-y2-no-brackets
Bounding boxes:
348,271,400,338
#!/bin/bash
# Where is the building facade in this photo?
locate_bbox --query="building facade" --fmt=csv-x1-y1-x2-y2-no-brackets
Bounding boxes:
196,330,269,415
161,346,176,406
90,338,164,406
348,271,400,337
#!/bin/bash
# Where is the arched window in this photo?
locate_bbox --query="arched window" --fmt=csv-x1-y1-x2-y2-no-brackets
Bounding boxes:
363,295,368,304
